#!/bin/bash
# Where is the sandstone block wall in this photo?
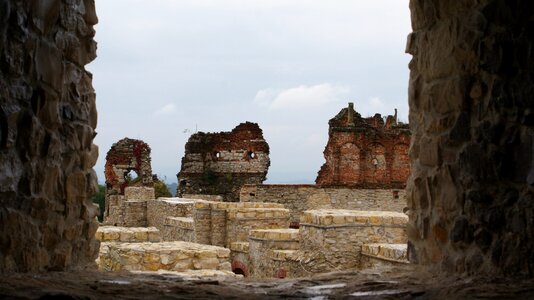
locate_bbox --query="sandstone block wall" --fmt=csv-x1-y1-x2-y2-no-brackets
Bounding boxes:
360,243,408,269
295,210,407,274
162,217,195,242
177,122,270,202
125,187,155,201
407,0,534,276
225,208,290,247
95,226,161,243
146,198,194,235
248,229,299,278
97,241,231,272
104,187,155,226
240,184,406,225
0,0,100,272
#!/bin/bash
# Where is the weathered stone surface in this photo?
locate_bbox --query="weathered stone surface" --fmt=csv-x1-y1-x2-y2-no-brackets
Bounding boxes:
360,243,409,269
104,138,153,195
104,187,154,227
407,0,534,277
248,229,300,278
0,0,99,272
316,103,411,188
97,241,231,272
96,226,161,243
177,122,270,202
293,210,408,276
241,184,407,225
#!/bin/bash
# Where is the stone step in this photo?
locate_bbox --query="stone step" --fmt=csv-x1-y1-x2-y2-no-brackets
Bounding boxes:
226,208,290,220
300,209,408,227
249,229,300,250
98,241,232,272
249,229,299,241
361,243,408,264
96,226,161,242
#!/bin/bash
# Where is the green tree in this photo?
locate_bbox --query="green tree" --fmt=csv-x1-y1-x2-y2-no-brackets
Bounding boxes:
91,184,106,222
154,177,172,198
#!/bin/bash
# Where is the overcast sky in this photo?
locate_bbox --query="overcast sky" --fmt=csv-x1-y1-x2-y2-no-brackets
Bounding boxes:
89,0,412,184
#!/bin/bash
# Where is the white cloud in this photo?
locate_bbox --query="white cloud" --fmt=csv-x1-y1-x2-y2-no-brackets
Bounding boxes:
368,97,385,110
154,103,176,115
254,83,349,110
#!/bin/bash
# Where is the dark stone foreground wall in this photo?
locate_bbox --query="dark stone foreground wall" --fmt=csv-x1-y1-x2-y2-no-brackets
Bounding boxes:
0,0,99,272
407,0,534,276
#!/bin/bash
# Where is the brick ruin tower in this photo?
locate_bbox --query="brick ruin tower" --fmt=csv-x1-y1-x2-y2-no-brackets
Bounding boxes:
316,102,411,188
177,122,270,202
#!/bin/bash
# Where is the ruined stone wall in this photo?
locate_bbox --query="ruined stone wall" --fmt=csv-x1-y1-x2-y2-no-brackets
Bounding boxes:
104,138,153,195
407,0,534,276
0,0,99,272
240,184,406,225
177,122,270,202
104,187,155,226
316,103,411,188
290,210,408,276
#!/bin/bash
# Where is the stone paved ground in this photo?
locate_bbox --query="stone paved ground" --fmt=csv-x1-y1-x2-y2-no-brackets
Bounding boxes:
1,266,533,299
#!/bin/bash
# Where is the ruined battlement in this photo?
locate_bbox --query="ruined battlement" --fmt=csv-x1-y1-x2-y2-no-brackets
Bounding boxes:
177,122,270,202
316,103,411,188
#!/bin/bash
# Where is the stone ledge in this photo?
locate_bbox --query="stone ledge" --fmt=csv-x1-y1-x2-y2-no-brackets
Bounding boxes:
211,202,285,210
361,243,409,264
130,269,241,280
229,242,249,253
165,217,194,229
249,229,299,241
96,226,161,242
226,208,290,220
300,209,407,227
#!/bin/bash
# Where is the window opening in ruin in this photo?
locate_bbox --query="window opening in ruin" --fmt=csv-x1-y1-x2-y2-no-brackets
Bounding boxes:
124,170,141,185
214,152,221,159
248,151,256,159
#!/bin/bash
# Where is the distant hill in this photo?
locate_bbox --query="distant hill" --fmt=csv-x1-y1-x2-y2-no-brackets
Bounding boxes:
166,182,178,197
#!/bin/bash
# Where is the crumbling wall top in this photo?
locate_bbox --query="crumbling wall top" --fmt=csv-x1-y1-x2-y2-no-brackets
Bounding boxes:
177,122,270,202
105,138,153,195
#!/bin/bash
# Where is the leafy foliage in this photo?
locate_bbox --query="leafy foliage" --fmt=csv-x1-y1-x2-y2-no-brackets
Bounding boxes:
154,177,172,198
91,184,106,222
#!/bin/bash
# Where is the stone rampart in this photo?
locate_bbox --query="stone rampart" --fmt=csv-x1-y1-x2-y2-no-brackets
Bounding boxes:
97,241,231,272
240,184,406,225
292,210,407,275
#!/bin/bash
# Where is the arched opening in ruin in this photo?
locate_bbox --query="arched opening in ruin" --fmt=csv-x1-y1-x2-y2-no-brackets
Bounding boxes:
124,169,140,185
